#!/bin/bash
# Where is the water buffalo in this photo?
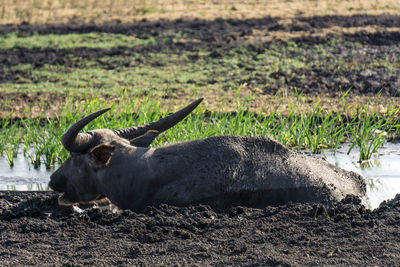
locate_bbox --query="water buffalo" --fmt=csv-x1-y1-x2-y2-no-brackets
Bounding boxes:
49,98,366,211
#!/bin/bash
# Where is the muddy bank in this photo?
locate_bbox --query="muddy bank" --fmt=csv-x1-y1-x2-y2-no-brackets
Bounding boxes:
0,191,399,265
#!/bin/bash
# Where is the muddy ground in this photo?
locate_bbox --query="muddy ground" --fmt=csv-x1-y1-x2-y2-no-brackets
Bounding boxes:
0,192,400,265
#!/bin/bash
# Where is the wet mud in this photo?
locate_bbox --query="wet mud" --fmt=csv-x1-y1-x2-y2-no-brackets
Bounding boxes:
0,191,400,265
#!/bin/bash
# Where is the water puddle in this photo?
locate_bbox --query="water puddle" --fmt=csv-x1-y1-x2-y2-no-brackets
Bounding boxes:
324,142,400,209
0,144,400,209
0,148,52,191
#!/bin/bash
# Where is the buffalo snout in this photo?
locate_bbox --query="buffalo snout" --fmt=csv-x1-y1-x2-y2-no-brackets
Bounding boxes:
49,172,67,193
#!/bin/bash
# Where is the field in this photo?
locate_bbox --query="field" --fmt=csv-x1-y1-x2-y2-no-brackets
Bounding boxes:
1,0,400,265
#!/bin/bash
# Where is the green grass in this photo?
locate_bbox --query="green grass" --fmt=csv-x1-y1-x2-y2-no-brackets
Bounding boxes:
347,101,399,162
1,31,398,95
0,32,154,49
1,91,399,169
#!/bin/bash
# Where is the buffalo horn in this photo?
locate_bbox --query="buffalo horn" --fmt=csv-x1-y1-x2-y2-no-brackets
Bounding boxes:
61,108,110,153
114,98,203,140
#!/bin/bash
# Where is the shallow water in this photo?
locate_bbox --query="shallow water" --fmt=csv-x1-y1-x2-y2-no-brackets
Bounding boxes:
0,148,52,191
324,142,400,209
0,144,399,209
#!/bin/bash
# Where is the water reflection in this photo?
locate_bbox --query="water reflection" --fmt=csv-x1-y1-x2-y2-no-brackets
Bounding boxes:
324,143,400,209
0,183,49,191
0,147,53,190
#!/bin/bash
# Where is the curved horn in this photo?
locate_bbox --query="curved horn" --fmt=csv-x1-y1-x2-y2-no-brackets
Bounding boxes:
114,98,203,140
62,108,110,153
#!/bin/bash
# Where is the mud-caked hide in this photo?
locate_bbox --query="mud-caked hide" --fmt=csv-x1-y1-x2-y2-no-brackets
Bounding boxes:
106,135,365,210
49,99,366,211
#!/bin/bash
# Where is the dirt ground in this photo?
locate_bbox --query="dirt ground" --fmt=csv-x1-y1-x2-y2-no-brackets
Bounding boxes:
0,191,400,265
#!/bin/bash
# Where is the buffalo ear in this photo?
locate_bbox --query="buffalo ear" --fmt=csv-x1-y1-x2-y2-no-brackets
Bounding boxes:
90,144,115,166
130,130,160,147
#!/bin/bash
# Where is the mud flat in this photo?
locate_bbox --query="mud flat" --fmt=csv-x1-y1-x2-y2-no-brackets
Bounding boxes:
0,191,399,265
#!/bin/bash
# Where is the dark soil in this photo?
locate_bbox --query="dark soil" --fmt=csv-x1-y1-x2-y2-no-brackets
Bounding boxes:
1,14,400,43
1,191,400,265
1,14,400,96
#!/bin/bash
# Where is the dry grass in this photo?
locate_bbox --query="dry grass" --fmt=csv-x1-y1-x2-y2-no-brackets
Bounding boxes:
1,90,399,119
0,0,399,25
239,25,400,43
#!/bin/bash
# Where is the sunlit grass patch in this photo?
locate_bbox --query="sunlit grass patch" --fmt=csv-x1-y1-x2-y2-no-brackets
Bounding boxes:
0,32,154,49
1,36,399,101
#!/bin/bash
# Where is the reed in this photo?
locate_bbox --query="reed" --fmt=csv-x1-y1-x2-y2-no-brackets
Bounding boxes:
347,99,400,163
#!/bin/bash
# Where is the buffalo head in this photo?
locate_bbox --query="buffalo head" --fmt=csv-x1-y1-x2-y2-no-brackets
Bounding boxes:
49,98,203,206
